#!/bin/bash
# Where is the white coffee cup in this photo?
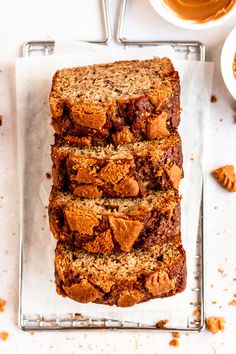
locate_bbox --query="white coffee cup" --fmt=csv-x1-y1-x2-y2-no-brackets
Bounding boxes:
149,0,236,30
221,26,236,99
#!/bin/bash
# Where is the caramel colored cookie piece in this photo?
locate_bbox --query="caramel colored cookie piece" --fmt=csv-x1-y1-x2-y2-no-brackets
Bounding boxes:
98,160,132,184
212,165,236,192
112,126,135,145
73,184,102,198
70,104,107,130
166,164,182,189
63,280,101,303
117,289,144,307
146,112,169,139
113,176,139,197
65,207,100,235
84,230,114,254
109,216,144,252
206,317,225,334
145,270,175,296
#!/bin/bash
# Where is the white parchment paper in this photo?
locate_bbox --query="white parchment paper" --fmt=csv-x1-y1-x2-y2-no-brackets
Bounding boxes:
16,44,213,326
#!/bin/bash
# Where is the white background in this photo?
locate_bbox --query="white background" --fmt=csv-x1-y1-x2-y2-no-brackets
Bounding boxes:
0,0,236,353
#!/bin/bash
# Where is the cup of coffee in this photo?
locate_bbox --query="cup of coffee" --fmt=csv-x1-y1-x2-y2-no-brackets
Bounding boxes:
149,0,236,30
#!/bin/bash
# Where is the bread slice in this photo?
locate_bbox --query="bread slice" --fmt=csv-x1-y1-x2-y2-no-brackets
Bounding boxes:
55,234,186,307
51,132,183,198
50,57,180,147
49,189,181,254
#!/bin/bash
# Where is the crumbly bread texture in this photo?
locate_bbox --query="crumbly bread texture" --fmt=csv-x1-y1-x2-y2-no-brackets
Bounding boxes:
50,57,180,147
212,165,236,192
55,234,186,307
51,132,183,198
49,189,181,254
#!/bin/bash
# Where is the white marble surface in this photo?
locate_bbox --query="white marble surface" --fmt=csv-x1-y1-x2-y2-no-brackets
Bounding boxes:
0,1,236,353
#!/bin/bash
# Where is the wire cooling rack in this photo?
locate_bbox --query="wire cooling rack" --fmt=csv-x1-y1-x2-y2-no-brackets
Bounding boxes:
19,0,205,332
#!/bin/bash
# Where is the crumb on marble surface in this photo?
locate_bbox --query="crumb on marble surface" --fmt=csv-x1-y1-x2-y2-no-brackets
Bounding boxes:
212,300,217,304
169,339,179,347
211,95,217,103
45,172,51,179
0,299,6,312
0,332,8,341
206,317,225,334
172,332,180,338
193,309,201,316
229,299,236,306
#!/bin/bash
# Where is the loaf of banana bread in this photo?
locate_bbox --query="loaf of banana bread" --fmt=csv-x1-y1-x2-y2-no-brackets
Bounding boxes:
51,132,183,198
50,57,180,147
55,234,186,307
49,189,181,254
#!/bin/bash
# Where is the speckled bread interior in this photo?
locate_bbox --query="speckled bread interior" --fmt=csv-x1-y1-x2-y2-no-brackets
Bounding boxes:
55,234,186,307
51,132,183,198
49,57,180,147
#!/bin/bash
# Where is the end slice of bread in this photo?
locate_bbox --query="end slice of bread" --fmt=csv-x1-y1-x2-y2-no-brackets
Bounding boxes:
50,57,180,147
55,234,186,307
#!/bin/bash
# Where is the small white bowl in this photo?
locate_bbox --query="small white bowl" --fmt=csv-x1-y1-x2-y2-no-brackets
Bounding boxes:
149,0,236,30
221,26,236,99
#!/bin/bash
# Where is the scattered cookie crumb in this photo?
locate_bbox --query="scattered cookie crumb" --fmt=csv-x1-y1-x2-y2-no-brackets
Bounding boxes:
211,95,217,103
212,301,217,304
219,118,224,122
0,115,3,126
229,299,236,306
0,299,6,312
190,301,200,306
155,319,169,328
212,165,236,192
233,278,236,281
210,284,214,288
45,172,51,179
169,339,179,347
193,309,201,316
206,317,225,334
0,332,8,341
172,332,180,338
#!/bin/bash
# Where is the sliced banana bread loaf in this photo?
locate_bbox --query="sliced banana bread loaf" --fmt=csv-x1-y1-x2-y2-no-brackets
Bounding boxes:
55,234,186,307
50,57,180,147
51,132,183,198
49,189,181,254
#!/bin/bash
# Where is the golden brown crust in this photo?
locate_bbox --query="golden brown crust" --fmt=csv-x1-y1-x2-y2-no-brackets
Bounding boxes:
212,165,236,192
108,216,144,252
